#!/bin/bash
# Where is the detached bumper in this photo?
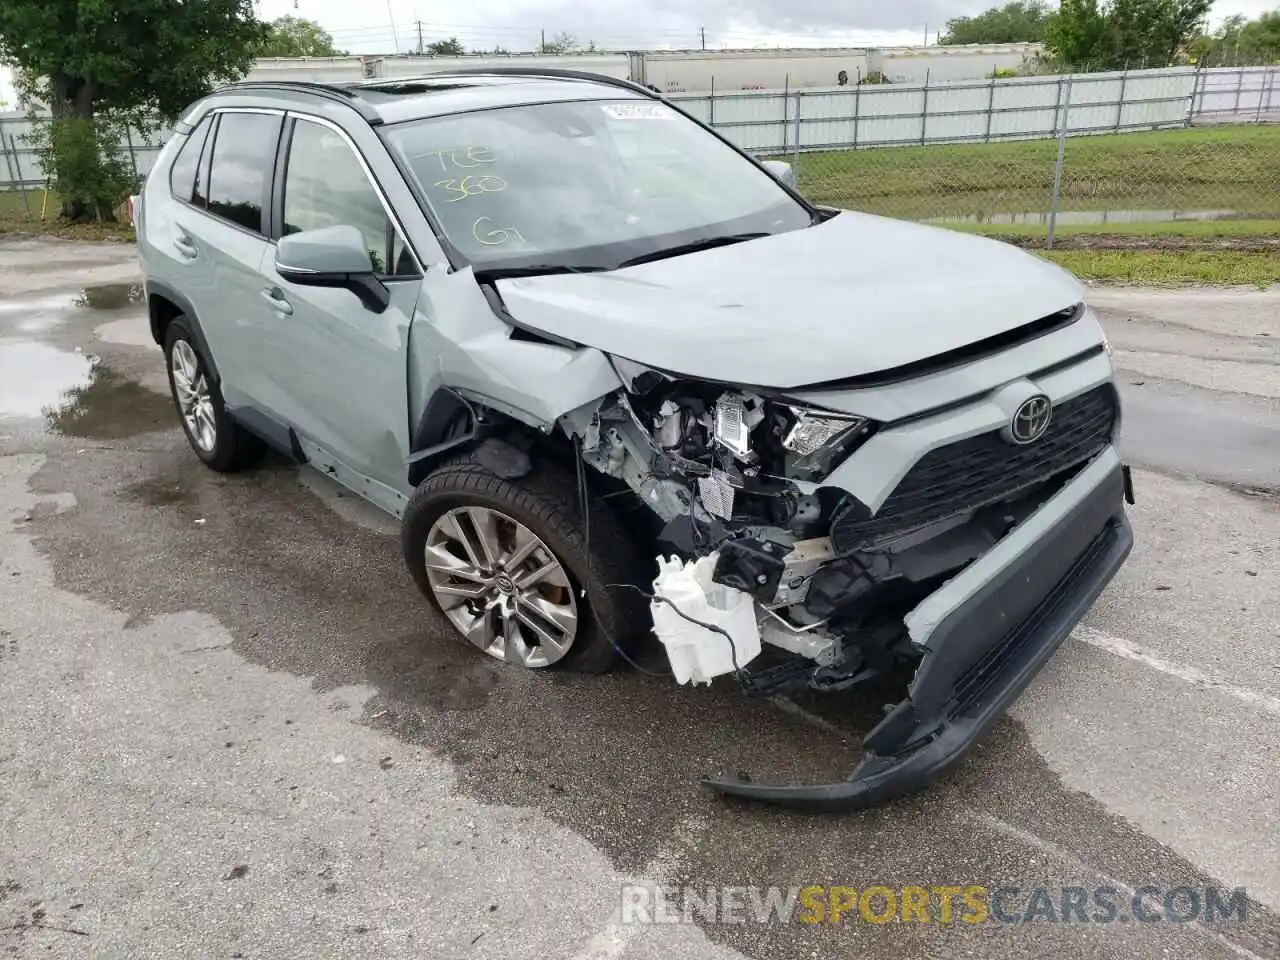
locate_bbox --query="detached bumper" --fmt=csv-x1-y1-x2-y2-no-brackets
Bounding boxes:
704,449,1134,811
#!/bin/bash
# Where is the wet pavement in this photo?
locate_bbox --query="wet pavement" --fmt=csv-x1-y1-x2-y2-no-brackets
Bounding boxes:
0,238,1277,960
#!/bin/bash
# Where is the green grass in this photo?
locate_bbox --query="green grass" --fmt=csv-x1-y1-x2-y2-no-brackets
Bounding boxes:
793,125,1280,221
1043,250,1280,286
945,218,1280,240
0,189,134,241
788,127,1280,285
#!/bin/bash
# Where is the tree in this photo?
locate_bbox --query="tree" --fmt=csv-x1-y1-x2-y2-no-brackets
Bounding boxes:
539,31,579,54
1192,10,1280,65
1189,14,1247,64
0,0,264,221
257,16,343,58
1238,10,1280,63
939,1,1053,45
1045,0,1212,69
425,37,466,56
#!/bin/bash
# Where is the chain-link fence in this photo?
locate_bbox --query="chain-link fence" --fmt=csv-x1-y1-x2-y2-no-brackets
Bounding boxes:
782,118,1280,249
2,64,1278,243
731,65,1280,249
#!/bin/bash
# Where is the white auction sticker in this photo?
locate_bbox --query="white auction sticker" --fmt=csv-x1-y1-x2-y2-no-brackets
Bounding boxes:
601,103,671,120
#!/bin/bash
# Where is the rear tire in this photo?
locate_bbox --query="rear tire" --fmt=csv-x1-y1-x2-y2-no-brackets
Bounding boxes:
401,454,650,674
163,316,265,473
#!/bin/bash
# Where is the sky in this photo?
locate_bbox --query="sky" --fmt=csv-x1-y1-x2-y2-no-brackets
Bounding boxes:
254,0,1279,55
0,0,1273,109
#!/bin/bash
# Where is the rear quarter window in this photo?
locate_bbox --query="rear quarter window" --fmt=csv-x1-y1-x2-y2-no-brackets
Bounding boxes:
168,115,213,203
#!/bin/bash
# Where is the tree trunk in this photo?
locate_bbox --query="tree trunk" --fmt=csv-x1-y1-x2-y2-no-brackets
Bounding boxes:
49,74,111,222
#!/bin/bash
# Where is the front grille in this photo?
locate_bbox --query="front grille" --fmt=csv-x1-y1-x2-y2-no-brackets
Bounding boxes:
831,385,1117,555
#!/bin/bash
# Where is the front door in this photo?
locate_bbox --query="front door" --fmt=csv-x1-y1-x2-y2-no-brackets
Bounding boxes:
256,114,424,505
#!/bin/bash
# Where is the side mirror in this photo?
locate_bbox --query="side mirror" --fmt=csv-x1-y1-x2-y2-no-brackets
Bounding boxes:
761,159,798,190
275,224,390,314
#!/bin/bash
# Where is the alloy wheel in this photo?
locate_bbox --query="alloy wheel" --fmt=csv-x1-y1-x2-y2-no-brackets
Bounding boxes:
171,339,216,453
424,506,580,668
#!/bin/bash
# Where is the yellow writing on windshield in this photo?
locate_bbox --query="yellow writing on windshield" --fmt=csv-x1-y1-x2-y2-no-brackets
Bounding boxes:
472,217,525,246
434,174,508,202
422,146,496,172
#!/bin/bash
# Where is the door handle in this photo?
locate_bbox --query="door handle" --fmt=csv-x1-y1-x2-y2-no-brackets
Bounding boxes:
173,235,198,259
260,288,293,316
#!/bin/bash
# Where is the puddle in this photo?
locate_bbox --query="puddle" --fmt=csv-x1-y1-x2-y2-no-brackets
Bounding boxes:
0,336,175,437
930,208,1245,226
0,294,72,319
72,282,143,311
43,362,175,439
95,316,155,348
0,340,95,419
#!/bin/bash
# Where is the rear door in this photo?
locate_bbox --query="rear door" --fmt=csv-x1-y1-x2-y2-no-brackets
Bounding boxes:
162,109,285,413
256,113,423,496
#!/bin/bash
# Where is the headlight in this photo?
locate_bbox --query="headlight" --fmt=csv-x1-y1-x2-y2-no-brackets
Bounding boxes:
784,411,867,455
777,407,871,482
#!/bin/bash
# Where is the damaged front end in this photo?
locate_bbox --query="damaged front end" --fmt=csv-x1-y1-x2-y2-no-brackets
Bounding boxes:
559,354,1134,811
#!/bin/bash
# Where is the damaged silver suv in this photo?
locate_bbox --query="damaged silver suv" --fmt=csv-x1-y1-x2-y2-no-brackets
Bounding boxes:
136,68,1135,810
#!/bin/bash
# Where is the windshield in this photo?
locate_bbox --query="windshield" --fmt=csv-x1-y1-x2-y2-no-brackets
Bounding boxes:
381,98,813,273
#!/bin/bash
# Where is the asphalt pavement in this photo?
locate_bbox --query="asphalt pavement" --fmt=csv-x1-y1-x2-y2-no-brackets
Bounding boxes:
0,238,1276,960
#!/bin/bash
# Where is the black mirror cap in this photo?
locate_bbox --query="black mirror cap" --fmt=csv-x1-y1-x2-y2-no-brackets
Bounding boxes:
277,269,390,314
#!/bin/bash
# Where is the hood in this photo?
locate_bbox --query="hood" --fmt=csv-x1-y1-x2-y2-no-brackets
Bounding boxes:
494,211,1085,389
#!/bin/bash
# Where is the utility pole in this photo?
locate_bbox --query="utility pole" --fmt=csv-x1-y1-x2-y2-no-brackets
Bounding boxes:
540,29,546,53
386,0,399,53
923,23,929,46
416,20,424,55
700,27,706,50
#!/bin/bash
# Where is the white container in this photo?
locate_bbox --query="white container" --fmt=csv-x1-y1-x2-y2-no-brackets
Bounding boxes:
650,554,762,685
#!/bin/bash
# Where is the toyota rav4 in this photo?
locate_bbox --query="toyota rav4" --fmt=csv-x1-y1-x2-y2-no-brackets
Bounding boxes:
135,68,1135,810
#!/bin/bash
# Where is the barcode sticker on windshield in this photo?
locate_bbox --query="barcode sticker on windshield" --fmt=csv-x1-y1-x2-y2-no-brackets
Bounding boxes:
601,103,671,120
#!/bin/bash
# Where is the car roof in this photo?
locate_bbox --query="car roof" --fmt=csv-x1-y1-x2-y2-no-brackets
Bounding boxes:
211,70,652,127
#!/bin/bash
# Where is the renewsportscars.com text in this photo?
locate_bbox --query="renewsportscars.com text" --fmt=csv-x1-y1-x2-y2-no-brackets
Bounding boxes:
620,884,1250,926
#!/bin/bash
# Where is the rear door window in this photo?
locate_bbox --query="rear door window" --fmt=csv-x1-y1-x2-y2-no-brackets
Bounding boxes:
204,112,283,234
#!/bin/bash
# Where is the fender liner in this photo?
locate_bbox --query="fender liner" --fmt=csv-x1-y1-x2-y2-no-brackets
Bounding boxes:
406,388,480,486
406,388,539,487
145,279,221,385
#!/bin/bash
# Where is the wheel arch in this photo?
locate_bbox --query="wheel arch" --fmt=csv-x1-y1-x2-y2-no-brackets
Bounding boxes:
147,280,221,384
407,387,583,489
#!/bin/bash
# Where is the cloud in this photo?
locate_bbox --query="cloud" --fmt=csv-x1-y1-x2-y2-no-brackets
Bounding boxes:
267,0,1279,53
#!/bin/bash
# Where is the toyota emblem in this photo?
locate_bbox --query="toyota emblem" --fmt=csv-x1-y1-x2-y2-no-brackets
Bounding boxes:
1009,394,1053,445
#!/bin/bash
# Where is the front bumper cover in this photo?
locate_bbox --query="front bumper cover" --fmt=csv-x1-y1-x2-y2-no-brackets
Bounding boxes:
704,450,1135,811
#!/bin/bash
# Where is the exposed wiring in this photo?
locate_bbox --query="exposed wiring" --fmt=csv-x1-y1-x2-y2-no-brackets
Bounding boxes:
574,436,591,561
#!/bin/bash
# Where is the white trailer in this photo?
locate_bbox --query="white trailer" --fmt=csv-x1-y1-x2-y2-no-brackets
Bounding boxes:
240,45,1044,96
245,56,370,83
635,48,873,94
370,52,633,82
873,44,1041,84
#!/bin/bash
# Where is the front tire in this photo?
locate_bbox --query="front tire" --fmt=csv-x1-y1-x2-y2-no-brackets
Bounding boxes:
402,456,650,674
163,316,264,473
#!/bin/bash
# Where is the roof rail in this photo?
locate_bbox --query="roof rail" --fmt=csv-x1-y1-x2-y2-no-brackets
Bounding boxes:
390,66,660,99
217,80,384,123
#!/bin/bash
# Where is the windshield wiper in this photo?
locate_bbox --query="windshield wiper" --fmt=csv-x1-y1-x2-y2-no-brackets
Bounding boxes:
472,264,609,282
615,233,772,268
